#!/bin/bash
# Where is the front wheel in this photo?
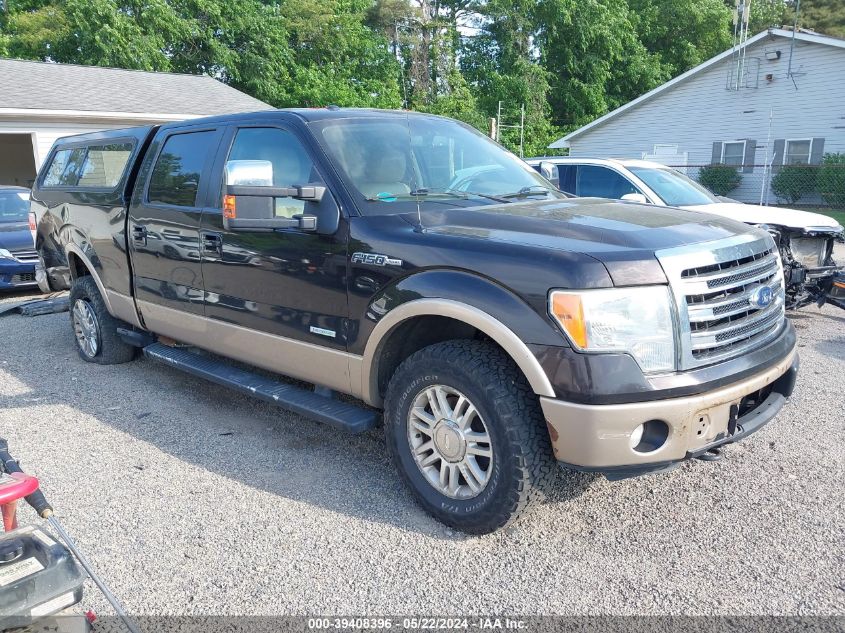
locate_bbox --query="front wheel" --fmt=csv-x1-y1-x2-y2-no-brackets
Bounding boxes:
68,276,136,365
384,340,558,534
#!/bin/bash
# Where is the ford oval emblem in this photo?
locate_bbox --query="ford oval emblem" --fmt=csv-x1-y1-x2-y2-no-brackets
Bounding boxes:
749,285,774,309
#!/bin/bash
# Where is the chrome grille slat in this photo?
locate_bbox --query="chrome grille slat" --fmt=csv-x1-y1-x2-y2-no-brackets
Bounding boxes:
690,301,783,349
680,256,779,294
701,254,778,286
687,280,782,322
656,233,786,370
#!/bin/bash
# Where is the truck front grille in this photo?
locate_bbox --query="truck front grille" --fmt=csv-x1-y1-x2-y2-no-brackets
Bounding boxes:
657,233,786,370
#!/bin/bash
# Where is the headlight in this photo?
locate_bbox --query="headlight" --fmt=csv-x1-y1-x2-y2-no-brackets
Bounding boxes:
0,248,13,259
549,286,676,373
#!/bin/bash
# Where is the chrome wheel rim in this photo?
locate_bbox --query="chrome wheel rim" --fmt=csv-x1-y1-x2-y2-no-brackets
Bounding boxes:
72,299,99,358
407,385,493,500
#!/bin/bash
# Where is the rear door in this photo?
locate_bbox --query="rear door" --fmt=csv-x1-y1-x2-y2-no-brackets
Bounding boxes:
128,124,224,315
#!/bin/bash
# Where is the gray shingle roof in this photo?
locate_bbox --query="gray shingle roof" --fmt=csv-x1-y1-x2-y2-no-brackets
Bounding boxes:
0,58,272,116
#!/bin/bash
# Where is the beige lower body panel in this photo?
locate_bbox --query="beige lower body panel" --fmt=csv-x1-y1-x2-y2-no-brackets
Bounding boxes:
137,300,362,395
104,290,142,328
541,348,796,468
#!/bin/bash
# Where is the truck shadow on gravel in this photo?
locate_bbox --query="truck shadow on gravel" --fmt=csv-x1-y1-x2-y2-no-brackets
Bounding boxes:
0,313,594,539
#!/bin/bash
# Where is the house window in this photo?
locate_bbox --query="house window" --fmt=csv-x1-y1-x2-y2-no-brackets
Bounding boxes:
721,141,746,166
784,139,812,165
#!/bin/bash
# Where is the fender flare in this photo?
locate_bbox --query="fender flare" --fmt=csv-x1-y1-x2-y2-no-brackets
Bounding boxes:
360,298,556,407
65,244,115,314
64,244,142,327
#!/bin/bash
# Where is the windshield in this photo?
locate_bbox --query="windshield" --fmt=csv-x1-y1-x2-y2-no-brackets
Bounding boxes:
310,115,565,215
0,191,29,222
629,167,719,207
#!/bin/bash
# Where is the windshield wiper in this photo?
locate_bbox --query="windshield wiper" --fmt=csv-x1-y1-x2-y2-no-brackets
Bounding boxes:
499,185,554,199
366,187,511,204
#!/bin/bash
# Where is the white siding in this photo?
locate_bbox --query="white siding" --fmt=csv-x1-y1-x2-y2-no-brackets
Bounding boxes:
0,120,143,169
566,36,845,203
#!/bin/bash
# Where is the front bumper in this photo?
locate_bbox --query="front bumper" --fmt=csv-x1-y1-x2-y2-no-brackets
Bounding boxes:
0,260,37,290
541,347,798,479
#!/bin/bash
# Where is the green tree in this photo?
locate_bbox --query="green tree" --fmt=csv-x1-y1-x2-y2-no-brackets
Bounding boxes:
629,0,733,75
536,0,667,129
796,0,845,38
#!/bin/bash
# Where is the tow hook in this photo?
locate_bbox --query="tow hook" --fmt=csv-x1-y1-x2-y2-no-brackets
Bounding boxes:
696,448,723,462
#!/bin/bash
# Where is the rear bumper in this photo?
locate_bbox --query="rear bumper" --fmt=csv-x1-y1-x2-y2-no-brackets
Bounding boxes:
541,347,798,478
0,260,37,290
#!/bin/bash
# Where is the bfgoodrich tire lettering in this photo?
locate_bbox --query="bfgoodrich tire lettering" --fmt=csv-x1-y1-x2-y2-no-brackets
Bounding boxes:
68,276,137,365
385,340,558,534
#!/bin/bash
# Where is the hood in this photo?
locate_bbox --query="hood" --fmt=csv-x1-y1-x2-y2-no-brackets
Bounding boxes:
0,220,35,252
417,197,753,252
406,197,760,286
679,201,843,232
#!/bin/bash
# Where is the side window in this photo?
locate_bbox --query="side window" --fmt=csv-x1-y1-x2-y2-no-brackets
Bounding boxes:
576,165,639,199
148,131,217,207
227,127,317,219
77,143,134,188
557,165,577,194
42,147,87,187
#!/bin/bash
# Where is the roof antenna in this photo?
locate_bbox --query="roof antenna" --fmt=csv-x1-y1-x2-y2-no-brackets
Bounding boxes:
404,115,424,231
787,0,801,85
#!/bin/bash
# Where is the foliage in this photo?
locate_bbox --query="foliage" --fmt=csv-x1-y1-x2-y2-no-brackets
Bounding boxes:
771,164,818,204
697,164,742,196
1,0,842,157
797,0,845,38
816,153,845,207
628,0,733,76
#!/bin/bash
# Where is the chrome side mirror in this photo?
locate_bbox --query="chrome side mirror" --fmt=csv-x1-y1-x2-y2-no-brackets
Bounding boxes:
225,160,273,186
621,192,649,204
539,161,560,188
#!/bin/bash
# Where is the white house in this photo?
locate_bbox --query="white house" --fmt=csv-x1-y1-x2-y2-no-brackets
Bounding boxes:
549,28,845,204
0,59,272,187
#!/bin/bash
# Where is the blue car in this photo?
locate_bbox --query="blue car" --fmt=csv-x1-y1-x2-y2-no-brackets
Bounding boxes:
0,186,38,291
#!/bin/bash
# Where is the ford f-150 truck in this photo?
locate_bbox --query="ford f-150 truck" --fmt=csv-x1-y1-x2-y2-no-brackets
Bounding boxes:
32,109,798,534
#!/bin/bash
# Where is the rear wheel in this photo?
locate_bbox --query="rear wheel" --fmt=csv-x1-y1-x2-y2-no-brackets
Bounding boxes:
384,340,557,534
68,276,136,364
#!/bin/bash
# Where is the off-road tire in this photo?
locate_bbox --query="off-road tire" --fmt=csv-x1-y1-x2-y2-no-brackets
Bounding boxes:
384,339,558,534
68,276,137,365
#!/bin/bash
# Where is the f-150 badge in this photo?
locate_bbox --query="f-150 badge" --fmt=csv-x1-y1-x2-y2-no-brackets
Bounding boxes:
351,252,403,267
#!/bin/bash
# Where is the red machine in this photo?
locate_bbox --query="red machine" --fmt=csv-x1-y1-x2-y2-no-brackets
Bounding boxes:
0,439,141,633
0,471,40,532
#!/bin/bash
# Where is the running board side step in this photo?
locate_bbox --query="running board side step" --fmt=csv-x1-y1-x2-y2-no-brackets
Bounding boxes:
143,343,378,434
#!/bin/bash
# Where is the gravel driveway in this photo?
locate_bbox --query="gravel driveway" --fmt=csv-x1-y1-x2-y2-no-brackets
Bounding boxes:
0,287,842,618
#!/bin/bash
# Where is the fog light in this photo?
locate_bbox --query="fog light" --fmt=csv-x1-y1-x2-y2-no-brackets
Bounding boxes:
629,423,645,449
630,420,670,453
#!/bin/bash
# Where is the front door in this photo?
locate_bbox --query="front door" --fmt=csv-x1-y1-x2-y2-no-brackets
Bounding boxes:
128,125,224,314
199,124,348,354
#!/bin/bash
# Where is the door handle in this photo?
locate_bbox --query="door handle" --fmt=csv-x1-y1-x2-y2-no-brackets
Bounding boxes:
131,225,147,246
201,231,223,258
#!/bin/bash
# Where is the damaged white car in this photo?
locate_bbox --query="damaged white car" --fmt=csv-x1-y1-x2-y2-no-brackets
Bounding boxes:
527,157,845,311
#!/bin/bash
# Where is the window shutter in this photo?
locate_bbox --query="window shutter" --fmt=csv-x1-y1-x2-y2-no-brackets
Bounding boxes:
810,138,825,165
743,140,756,173
711,142,723,165
771,139,785,172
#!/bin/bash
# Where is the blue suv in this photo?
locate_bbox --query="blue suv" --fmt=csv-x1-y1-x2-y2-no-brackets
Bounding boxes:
0,186,38,291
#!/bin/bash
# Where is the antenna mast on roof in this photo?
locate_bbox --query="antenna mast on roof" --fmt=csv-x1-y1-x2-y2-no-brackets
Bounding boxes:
730,0,753,90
